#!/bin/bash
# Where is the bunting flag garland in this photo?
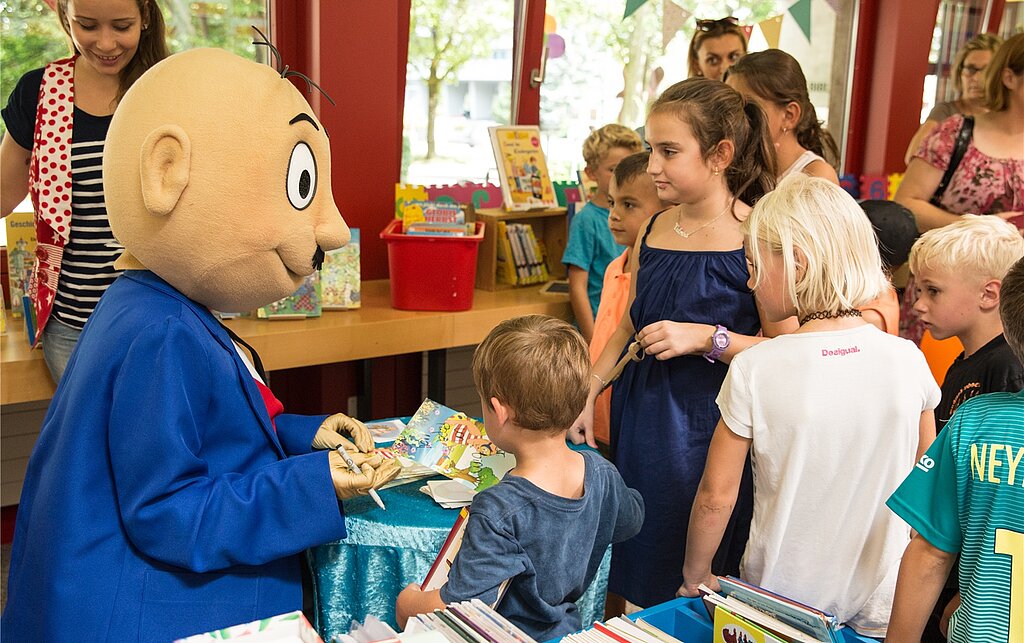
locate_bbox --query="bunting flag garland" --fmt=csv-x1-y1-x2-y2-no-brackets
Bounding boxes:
788,0,813,42
623,0,649,19
758,15,784,49
662,0,690,50
740,24,754,41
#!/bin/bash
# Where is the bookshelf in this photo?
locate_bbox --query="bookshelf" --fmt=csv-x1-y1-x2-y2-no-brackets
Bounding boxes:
473,206,568,291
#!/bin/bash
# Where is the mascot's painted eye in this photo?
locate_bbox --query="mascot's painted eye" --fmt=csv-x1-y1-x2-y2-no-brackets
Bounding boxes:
286,142,318,210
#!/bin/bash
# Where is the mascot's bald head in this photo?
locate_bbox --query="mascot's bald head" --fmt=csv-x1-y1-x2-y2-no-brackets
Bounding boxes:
104,47,349,312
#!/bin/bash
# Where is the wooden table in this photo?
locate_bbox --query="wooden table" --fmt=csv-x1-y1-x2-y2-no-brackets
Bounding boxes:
1,279,571,407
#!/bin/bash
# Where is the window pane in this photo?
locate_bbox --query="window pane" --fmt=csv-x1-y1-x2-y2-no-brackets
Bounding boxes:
402,0,514,186
540,0,844,180
164,0,269,61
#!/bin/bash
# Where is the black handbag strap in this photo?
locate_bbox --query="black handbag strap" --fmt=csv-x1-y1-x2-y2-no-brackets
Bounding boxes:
930,115,974,206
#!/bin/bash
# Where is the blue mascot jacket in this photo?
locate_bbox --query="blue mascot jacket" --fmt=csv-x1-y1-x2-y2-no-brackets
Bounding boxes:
1,270,347,641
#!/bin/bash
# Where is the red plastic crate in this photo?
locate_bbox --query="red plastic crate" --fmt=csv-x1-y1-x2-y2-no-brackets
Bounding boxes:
380,219,485,311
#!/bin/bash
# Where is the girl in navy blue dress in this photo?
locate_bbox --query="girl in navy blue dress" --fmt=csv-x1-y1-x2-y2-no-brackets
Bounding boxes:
571,78,797,609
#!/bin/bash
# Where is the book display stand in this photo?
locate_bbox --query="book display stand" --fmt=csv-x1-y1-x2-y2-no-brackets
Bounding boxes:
473,206,568,291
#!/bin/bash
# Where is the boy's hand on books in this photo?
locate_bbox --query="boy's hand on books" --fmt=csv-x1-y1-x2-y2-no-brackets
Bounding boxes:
312,413,375,453
328,450,402,500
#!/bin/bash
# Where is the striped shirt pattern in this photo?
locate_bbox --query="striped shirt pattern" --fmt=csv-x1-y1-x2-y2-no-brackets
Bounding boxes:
887,390,1024,642
53,120,123,330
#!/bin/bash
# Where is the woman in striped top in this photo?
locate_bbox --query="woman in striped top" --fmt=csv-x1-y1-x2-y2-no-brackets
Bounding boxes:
1,0,168,382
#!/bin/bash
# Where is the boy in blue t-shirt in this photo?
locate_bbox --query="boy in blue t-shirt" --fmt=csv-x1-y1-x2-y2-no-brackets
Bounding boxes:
886,255,1024,643
396,315,644,641
563,124,642,343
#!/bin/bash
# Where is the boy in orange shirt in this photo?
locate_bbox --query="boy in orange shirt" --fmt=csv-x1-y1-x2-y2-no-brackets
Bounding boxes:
589,152,670,447
564,125,642,343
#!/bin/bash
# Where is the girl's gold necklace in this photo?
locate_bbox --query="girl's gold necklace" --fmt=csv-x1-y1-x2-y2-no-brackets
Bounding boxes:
673,203,730,239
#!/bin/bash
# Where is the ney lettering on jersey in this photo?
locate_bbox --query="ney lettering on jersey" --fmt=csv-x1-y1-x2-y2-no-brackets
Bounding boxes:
968,443,1024,486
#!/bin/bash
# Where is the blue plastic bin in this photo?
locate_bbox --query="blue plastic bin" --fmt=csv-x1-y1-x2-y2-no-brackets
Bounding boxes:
627,597,880,643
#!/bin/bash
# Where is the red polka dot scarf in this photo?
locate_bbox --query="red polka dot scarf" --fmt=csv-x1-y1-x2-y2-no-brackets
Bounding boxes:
27,56,75,346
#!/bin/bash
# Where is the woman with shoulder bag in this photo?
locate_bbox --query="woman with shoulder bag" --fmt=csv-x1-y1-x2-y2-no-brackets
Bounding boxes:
895,33,1024,346
896,33,1024,234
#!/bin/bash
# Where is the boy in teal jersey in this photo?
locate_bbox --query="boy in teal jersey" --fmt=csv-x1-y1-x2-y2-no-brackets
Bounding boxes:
886,255,1024,643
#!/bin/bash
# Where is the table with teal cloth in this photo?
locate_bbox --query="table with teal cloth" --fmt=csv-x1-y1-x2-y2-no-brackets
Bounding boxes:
307,451,612,640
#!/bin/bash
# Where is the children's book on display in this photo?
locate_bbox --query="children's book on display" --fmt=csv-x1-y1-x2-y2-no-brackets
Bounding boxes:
256,271,321,319
386,398,515,492
488,125,559,211
321,228,361,309
5,210,36,320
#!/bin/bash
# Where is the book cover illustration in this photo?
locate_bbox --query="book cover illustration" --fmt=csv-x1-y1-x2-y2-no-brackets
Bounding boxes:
388,398,516,491
321,228,360,310
713,606,785,643
257,272,321,319
402,199,465,233
5,211,36,319
395,183,429,219
489,126,559,211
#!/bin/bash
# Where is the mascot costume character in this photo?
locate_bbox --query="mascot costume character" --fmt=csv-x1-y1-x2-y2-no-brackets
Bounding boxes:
1,47,402,641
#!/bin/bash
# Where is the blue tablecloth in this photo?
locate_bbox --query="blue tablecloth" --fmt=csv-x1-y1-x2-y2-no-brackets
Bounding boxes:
308,457,611,640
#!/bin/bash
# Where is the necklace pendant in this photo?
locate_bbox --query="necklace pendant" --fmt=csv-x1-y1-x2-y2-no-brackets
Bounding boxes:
673,223,692,239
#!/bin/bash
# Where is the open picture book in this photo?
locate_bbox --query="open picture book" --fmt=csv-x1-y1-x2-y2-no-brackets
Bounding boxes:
388,399,515,492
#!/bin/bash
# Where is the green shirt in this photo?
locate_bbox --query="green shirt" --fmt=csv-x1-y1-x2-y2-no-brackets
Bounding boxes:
887,390,1024,643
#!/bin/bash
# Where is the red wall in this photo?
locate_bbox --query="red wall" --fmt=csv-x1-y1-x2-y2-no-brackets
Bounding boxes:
857,0,942,175
274,1,411,281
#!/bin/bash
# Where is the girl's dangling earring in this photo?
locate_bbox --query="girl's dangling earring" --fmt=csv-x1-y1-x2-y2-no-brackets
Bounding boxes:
713,166,720,176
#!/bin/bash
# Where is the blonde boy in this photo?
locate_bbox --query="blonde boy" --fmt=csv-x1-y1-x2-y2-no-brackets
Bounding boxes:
910,214,1024,430
900,214,1024,637
886,256,1024,642
564,125,643,343
396,316,643,641
590,152,668,446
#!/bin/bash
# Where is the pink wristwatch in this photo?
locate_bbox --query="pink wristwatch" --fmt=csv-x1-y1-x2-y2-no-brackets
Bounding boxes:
703,325,729,363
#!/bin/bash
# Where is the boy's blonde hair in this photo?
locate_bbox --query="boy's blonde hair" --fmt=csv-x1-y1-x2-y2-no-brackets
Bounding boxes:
909,215,1024,283
472,315,590,432
743,173,888,317
582,124,642,169
1000,257,1024,363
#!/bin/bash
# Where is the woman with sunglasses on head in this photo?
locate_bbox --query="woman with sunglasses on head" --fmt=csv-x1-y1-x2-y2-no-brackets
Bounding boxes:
903,33,1002,166
687,16,748,82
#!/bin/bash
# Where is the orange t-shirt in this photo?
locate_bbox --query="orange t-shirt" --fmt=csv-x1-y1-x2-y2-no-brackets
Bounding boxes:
589,250,631,446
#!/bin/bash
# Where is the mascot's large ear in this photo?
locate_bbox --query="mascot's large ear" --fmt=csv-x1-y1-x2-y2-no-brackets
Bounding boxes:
140,125,191,217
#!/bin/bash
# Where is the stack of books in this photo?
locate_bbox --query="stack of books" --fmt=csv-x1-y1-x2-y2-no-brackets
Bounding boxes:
562,615,683,643
495,221,549,286
699,576,843,643
402,199,474,236
403,599,537,643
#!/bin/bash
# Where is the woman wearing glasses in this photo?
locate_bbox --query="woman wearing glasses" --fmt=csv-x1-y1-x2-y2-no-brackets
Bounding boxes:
903,33,1002,165
687,16,747,81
